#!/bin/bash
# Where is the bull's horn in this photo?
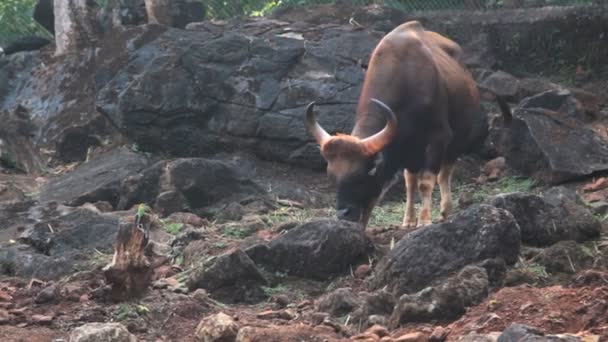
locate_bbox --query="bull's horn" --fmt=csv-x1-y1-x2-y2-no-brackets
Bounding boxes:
360,98,398,156
305,101,331,145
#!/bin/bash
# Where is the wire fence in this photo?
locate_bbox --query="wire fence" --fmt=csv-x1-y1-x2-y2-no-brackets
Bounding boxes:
0,0,600,47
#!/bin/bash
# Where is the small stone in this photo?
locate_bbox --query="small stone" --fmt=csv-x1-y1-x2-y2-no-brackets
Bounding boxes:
429,326,448,342
351,332,380,341
0,290,12,301
272,294,289,308
191,289,210,302
368,315,388,327
380,338,395,342
297,300,311,309
69,322,137,342
355,264,372,279
0,308,10,323
256,309,296,320
195,312,239,342
9,307,27,316
31,314,53,324
366,324,390,337
394,332,427,342
35,284,59,304
311,312,329,325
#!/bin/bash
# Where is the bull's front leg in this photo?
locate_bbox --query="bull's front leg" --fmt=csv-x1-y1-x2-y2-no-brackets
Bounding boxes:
438,162,455,221
402,169,418,228
417,170,437,227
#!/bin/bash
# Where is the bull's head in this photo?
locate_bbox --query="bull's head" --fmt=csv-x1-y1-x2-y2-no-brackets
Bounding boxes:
306,99,398,226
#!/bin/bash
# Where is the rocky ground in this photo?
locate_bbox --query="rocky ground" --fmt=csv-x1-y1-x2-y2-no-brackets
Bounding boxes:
1,2,608,342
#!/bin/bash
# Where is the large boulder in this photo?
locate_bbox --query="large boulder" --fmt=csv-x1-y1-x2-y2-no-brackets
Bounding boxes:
95,21,383,168
117,157,264,216
389,265,489,327
39,147,150,208
0,203,120,280
485,187,601,246
499,89,608,184
371,205,521,296
186,249,268,304
245,219,370,280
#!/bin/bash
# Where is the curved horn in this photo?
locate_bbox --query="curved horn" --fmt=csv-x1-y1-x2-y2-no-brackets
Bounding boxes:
360,98,398,156
305,101,331,145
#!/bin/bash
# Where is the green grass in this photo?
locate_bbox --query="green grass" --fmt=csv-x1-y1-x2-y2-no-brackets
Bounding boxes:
163,222,184,235
458,176,534,203
113,303,149,321
221,226,251,239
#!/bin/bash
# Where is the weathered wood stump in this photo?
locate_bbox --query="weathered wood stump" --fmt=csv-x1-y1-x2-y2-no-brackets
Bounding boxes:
103,205,152,301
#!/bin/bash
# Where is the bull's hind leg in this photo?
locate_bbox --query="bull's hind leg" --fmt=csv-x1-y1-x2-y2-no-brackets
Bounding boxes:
417,171,437,227
402,169,418,228
438,162,455,221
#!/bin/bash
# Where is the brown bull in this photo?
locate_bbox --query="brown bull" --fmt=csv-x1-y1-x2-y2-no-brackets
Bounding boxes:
305,21,512,228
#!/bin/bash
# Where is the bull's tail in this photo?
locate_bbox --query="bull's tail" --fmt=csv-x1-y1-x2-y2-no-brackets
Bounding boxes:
476,82,513,126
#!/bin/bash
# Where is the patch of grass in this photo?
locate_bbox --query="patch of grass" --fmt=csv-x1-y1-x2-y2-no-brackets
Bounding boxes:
211,242,229,249
513,257,549,285
163,222,184,235
262,284,289,296
464,176,533,203
221,226,251,239
113,303,149,321
263,206,331,227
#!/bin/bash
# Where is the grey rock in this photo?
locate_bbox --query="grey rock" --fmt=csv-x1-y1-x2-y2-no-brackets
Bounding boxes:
69,322,137,342
499,90,608,184
486,187,600,246
531,240,594,274
245,218,370,280
372,205,520,296
316,288,361,317
39,148,150,208
186,249,268,304
389,266,489,327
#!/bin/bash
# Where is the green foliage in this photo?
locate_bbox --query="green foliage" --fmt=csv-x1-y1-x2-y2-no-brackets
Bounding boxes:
163,222,184,235
221,226,251,239
113,303,149,321
0,0,52,47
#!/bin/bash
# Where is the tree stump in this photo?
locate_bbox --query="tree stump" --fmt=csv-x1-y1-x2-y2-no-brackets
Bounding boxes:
103,205,152,301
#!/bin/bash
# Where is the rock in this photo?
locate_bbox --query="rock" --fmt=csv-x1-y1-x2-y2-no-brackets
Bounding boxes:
216,202,245,222
394,332,427,342
496,323,543,342
1,204,120,280
35,283,60,304
39,148,150,208
316,288,361,317
95,22,381,168
366,325,390,338
0,308,10,323
195,312,239,342
531,240,594,274
145,0,205,28
31,314,54,324
355,264,372,279
186,249,268,304
480,71,520,100
256,309,296,320
372,205,520,296
429,326,448,342
457,332,501,342
352,332,381,341
236,324,338,341
69,322,137,342
485,187,601,246
245,219,369,280
117,158,263,217
350,290,396,327
389,266,489,327
499,89,608,184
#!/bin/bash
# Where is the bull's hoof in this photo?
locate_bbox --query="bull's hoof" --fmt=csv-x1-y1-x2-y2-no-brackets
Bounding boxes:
401,219,417,228
416,219,432,228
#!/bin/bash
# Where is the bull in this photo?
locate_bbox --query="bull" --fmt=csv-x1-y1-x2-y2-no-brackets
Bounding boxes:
305,21,512,228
